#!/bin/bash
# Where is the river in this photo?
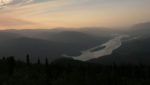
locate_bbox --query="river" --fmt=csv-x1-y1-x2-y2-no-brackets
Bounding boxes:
64,35,129,61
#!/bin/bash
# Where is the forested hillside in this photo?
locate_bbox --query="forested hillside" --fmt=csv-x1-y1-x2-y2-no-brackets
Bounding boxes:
0,55,150,85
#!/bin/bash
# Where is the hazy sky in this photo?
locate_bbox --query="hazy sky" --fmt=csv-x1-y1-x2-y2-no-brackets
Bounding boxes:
0,0,150,29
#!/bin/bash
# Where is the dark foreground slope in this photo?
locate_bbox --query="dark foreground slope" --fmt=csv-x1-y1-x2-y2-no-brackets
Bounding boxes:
0,57,150,85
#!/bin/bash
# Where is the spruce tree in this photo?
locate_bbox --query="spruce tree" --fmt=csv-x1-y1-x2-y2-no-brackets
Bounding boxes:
37,57,41,65
45,57,48,67
45,57,51,85
26,54,30,66
7,56,15,75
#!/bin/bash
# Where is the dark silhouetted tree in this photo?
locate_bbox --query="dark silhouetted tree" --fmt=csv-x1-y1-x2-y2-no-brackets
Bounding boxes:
2,56,6,60
7,56,15,76
45,57,48,67
45,57,51,85
37,57,41,65
26,54,30,66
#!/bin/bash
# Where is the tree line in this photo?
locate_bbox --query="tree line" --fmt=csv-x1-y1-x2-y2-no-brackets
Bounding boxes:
0,55,150,85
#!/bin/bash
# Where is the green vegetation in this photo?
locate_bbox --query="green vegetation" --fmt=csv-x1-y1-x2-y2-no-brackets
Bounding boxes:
0,56,150,85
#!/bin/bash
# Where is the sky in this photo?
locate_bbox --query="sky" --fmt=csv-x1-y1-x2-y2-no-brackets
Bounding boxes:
0,0,150,30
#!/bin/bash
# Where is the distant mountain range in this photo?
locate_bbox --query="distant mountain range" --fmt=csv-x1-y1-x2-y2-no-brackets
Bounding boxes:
0,22,150,64
0,28,113,62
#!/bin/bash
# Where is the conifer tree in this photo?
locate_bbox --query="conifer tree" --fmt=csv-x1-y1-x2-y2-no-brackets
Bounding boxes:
26,54,30,66
45,57,51,85
7,56,15,75
45,57,48,67
37,57,41,65
2,56,5,60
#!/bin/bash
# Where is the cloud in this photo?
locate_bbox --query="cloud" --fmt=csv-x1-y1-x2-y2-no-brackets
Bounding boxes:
0,15,36,29
0,16,33,25
0,0,13,6
0,0,49,8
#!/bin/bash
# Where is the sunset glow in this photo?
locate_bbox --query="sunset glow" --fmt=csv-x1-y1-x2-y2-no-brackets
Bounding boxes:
0,0,150,29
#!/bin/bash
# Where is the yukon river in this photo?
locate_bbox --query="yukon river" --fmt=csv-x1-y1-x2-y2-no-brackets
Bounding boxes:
64,35,129,61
